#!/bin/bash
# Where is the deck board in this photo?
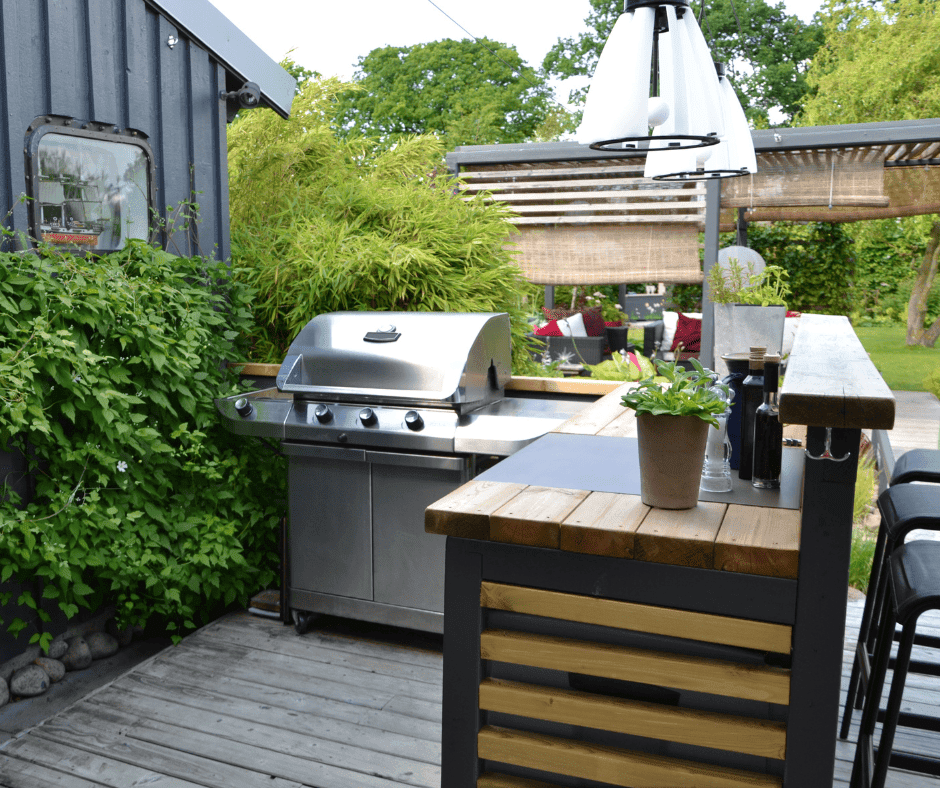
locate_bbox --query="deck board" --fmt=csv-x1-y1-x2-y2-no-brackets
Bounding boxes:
3,601,940,787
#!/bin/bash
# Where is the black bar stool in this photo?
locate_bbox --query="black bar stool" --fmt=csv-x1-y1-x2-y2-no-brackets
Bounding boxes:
841,452,940,741
852,539,940,787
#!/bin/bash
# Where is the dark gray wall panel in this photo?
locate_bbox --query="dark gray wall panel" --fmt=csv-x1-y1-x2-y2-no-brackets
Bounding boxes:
1,0,47,235
86,0,124,126
0,0,236,260
46,0,90,121
157,13,193,256
189,45,219,257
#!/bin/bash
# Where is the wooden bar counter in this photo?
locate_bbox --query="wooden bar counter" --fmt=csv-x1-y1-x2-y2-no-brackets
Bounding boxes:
426,314,895,788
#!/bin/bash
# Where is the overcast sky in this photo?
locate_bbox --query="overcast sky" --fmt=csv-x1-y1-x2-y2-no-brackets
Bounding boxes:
207,0,823,108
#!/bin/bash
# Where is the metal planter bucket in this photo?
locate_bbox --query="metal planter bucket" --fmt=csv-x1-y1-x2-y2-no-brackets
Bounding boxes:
712,303,786,378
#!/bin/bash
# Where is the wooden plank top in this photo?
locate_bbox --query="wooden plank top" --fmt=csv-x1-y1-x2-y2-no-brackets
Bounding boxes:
427,375,801,577
779,313,895,430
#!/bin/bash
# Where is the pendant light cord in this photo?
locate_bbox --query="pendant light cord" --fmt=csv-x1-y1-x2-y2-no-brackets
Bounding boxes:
424,0,577,118
694,0,748,65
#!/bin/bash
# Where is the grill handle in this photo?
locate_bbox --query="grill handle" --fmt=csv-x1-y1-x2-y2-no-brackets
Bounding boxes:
280,441,466,472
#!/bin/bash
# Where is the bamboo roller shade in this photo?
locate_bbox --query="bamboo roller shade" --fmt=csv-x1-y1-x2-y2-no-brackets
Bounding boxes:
723,160,940,224
720,148,888,210
459,159,706,286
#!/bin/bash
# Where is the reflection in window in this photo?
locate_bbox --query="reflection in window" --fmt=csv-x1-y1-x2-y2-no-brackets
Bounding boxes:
36,132,150,252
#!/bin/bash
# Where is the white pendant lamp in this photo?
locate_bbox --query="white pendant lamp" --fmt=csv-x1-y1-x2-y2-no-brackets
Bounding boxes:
644,64,757,180
578,0,726,152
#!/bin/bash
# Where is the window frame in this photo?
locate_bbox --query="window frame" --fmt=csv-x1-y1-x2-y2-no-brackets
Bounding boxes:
24,116,156,254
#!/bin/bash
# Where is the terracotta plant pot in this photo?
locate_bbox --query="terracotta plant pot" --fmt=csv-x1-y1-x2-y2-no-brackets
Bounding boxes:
636,412,710,509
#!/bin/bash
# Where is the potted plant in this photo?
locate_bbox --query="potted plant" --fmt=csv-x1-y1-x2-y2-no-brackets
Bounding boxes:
707,259,791,377
620,359,729,509
583,291,635,353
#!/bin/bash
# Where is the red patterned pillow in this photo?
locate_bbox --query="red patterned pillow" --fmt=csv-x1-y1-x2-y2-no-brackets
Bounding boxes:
534,319,563,337
671,312,702,353
542,306,576,321
542,306,605,337
605,320,623,327
579,306,606,337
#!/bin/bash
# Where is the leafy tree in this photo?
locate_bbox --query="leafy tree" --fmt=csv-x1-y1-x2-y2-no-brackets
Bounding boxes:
332,39,553,148
543,0,823,127
801,0,940,345
227,76,542,371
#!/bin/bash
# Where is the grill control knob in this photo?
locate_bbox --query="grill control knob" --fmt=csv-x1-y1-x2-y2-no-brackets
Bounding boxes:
404,411,424,431
314,404,333,424
359,407,377,426
234,397,253,418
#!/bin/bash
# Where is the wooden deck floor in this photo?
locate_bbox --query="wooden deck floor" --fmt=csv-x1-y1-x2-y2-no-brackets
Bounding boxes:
2,601,940,787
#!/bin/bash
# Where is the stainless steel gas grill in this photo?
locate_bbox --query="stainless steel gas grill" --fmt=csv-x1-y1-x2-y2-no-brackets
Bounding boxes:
216,311,590,634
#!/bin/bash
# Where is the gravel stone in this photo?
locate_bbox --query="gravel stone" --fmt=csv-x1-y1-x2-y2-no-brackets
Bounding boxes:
0,677,8,708
10,665,49,697
34,656,66,683
86,631,119,659
61,637,93,671
47,639,68,660
0,663,13,684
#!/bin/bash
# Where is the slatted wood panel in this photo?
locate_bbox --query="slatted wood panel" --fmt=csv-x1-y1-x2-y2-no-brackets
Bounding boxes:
480,630,791,704
458,159,705,286
480,582,792,653
460,161,707,227
473,563,794,788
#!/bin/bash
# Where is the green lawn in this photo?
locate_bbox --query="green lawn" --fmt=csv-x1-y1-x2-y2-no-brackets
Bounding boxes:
854,324,940,391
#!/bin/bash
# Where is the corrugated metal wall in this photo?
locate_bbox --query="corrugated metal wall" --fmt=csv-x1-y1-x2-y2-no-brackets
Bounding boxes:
0,0,230,260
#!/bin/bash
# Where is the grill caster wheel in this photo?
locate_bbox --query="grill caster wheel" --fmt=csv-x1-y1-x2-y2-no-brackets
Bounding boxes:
294,611,314,636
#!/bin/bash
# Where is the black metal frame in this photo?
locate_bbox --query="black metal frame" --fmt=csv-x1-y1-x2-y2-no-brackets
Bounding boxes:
440,424,860,787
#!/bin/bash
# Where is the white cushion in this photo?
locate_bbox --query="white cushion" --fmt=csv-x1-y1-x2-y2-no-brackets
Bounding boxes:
558,312,588,337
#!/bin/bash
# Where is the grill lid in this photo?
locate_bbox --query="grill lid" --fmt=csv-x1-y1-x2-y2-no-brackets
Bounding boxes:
276,312,511,412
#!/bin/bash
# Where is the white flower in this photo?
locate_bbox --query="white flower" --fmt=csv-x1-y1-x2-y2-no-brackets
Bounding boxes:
117,461,128,473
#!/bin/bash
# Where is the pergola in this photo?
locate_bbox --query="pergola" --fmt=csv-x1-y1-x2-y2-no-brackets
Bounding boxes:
447,117,940,367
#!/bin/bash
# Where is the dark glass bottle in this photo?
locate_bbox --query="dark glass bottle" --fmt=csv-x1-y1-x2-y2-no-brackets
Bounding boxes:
753,354,783,489
721,353,750,470
738,346,766,481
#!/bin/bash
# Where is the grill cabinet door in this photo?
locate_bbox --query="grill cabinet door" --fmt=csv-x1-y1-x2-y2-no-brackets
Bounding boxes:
285,443,372,601
369,451,471,613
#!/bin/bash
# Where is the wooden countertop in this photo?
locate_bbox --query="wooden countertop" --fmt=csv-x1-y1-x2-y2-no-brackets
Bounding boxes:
780,313,895,430
427,384,802,580
426,315,892,578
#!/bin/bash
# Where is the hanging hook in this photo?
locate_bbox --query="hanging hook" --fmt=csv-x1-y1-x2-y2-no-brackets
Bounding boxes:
805,427,850,463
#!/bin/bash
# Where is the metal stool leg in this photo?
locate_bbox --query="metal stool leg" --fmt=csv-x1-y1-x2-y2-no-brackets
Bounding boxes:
851,579,897,788
872,623,918,788
841,518,889,739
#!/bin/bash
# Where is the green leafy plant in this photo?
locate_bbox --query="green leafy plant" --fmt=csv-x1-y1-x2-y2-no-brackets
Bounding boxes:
0,240,285,647
585,351,656,381
707,258,791,307
582,290,627,322
619,359,730,427
848,455,879,593
923,367,940,400
227,75,542,374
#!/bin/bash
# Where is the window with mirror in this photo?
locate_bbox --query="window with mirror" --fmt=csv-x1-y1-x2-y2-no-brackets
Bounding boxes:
26,120,154,253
